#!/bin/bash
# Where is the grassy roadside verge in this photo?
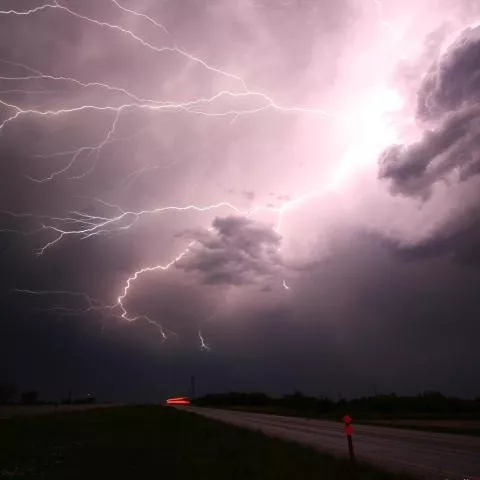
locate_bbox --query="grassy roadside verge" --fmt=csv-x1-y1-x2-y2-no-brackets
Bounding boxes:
0,406,413,480
359,421,480,437
203,405,480,437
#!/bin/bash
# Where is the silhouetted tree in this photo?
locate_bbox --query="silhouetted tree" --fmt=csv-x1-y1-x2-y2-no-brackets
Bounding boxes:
73,395,96,404
21,390,38,404
282,391,318,410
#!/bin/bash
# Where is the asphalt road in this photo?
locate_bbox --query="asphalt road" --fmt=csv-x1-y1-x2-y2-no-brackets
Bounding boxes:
187,407,480,480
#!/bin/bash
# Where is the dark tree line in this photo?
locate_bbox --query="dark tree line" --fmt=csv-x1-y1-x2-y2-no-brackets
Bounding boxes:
0,382,97,405
0,382,16,404
0,384,39,405
193,391,480,418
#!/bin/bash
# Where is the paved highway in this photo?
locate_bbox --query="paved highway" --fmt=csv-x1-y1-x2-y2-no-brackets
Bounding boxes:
188,407,480,480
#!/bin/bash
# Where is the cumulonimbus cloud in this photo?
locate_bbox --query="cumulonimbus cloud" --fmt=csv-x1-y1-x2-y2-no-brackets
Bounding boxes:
379,104,480,197
379,25,480,262
176,215,283,286
417,26,480,122
380,26,480,198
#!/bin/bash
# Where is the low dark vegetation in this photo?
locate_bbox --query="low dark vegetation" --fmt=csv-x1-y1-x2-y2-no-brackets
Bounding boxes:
0,381,97,406
193,391,480,420
0,406,413,480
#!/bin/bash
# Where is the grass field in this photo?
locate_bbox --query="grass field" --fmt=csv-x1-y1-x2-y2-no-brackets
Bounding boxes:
0,406,414,480
0,404,120,419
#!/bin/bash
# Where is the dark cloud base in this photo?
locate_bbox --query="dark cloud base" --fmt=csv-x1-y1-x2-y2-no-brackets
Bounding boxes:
177,216,282,286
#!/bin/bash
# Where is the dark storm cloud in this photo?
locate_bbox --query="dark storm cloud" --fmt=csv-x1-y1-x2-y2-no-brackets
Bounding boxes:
379,25,480,265
213,227,480,398
417,27,480,121
176,216,282,285
380,26,480,198
379,105,480,197
392,207,480,265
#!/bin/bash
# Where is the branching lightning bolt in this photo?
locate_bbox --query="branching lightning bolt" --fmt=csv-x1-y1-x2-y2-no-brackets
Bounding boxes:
1,0,435,347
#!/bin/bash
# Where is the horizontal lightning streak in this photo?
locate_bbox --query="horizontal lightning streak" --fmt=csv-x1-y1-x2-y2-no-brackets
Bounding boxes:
12,289,171,338
0,74,151,104
110,0,172,38
12,289,104,309
0,2,337,123
2,0,408,345
0,2,246,87
0,1,339,193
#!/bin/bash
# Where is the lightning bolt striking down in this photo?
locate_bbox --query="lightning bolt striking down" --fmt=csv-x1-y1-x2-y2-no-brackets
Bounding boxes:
198,330,211,351
1,0,457,346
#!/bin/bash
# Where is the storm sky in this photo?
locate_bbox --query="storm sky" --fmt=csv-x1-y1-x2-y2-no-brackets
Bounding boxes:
1,0,480,402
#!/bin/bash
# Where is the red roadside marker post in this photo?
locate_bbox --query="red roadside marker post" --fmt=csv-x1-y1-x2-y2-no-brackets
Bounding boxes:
343,414,356,463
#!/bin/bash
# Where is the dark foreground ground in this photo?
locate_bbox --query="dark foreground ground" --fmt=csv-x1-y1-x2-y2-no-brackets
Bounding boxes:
0,406,413,480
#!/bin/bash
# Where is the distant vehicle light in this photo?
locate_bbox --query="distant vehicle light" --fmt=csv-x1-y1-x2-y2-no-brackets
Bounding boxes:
166,397,190,405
